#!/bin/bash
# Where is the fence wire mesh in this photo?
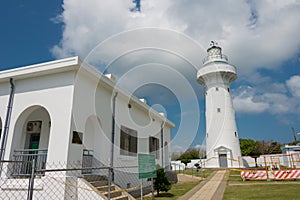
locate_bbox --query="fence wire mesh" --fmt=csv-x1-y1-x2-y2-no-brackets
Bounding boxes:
0,160,148,200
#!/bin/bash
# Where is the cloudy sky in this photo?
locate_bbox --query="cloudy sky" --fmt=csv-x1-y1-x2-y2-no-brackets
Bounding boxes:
1,0,300,152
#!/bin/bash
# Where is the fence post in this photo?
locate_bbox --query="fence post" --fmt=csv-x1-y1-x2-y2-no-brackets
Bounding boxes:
291,154,295,169
107,167,111,200
151,177,154,200
27,159,35,200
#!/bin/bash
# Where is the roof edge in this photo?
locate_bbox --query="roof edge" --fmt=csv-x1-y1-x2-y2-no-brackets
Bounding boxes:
0,56,80,81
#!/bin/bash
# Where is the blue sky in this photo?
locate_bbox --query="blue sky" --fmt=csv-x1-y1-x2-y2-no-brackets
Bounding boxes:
1,1,300,152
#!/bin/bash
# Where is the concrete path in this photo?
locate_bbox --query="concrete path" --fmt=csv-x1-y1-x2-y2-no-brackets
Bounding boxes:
180,170,227,200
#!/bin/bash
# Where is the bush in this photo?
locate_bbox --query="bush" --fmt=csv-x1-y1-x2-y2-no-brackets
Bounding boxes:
153,167,172,196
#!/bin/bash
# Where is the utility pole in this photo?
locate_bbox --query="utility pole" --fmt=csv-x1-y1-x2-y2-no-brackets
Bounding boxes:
291,127,297,142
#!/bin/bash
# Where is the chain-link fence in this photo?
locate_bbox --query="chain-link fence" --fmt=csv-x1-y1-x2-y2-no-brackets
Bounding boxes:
0,160,153,200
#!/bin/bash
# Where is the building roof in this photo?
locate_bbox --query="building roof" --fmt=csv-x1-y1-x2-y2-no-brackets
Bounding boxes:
283,144,300,151
0,56,175,128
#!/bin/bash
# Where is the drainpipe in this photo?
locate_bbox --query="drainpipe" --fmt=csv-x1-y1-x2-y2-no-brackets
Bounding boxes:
161,122,164,168
0,78,15,161
108,92,118,199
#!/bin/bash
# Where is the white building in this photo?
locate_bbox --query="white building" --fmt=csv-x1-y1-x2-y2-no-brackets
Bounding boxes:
170,160,185,171
0,56,174,199
282,144,300,168
197,43,241,168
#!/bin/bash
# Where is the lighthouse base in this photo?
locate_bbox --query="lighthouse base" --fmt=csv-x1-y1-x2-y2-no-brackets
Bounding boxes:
204,146,241,168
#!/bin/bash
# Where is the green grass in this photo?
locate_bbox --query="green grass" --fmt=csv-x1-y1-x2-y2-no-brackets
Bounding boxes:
223,170,300,200
175,168,215,178
143,181,199,200
141,169,214,200
223,184,300,200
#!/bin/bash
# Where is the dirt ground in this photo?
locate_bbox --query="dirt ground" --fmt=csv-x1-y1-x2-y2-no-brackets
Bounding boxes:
177,174,203,183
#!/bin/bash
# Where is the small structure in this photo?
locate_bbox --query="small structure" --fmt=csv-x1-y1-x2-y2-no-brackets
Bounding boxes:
171,160,186,171
282,144,300,168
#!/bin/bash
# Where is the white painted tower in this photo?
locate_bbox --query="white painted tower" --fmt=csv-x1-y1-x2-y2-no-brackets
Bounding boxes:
197,42,241,168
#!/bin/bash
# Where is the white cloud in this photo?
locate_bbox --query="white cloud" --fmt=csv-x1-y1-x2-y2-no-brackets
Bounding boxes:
52,0,300,77
51,0,300,150
232,86,269,113
233,95,269,114
286,75,300,97
194,144,205,150
232,75,300,115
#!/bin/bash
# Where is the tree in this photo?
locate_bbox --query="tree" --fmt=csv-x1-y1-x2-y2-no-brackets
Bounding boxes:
255,140,282,155
288,140,300,145
177,148,200,165
239,139,261,167
268,141,282,154
240,139,282,156
153,167,171,196
239,139,257,156
240,138,282,167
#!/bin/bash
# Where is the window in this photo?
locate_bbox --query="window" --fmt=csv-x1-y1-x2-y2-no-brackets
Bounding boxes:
149,136,160,159
120,126,137,156
72,131,83,144
234,132,237,137
227,88,230,93
216,87,219,91
217,108,221,113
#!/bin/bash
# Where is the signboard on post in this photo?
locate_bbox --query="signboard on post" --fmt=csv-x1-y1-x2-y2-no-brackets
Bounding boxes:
138,154,156,179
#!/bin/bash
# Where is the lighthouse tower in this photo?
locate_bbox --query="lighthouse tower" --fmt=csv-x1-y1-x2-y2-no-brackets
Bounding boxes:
197,42,241,168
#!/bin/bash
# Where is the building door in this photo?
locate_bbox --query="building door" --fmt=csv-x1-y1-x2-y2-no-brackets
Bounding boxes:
219,154,228,168
26,121,42,150
29,133,40,150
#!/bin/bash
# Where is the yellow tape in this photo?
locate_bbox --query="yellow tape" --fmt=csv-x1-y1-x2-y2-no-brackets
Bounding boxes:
228,168,243,172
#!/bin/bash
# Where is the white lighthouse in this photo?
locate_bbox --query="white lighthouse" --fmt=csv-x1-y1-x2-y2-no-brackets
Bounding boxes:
197,42,241,168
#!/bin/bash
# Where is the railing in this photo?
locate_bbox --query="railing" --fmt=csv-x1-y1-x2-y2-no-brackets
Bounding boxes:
202,54,228,64
12,149,48,177
82,149,93,174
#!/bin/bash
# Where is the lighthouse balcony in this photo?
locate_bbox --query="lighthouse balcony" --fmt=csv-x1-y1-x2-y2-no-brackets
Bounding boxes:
197,63,237,84
202,54,228,64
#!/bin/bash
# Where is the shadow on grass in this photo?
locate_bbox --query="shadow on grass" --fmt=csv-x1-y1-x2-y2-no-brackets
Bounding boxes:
156,193,174,198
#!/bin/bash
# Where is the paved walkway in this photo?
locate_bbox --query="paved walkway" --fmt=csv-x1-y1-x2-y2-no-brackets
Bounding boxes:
180,170,227,200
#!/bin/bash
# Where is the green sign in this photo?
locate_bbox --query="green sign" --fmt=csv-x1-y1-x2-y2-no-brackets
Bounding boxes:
138,154,156,179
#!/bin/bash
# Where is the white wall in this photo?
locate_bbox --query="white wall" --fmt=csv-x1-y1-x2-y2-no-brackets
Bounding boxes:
0,60,172,169
0,71,75,163
198,59,241,168
71,66,172,169
171,161,185,171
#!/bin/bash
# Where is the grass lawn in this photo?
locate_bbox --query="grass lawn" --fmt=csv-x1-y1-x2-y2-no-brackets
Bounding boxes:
142,169,214,200
143,181,199,200
175,168,215,178
223,170,300,200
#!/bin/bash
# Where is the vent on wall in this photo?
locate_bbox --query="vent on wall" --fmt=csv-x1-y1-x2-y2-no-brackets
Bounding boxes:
26,121,42,133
